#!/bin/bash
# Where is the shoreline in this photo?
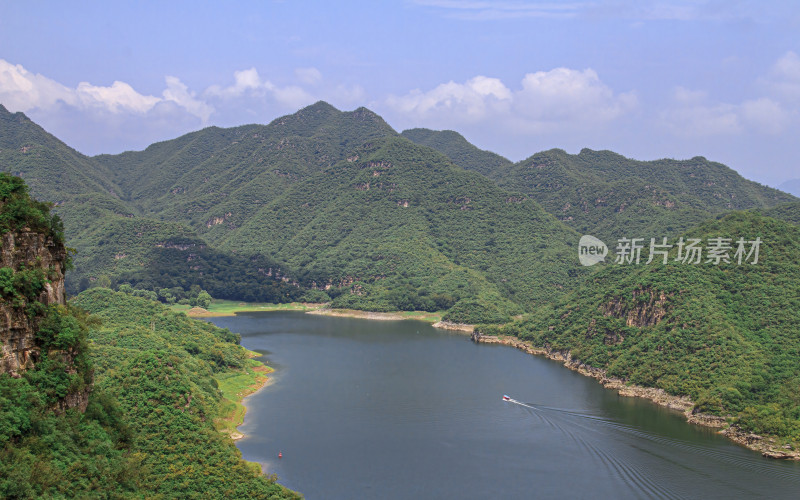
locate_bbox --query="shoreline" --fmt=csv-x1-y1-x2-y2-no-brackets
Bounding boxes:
183,301,325,318
431,320,475,333
215,354,275,441
471,331,800,461
306,307,442,323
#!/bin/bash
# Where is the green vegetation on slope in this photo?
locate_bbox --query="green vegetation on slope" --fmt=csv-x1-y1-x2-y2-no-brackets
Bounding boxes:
410,137,796,242
484,211,800,442
401,128,512,177
0,106,305,301
0,171,65,244
759,201,800,227
70,288,300,499
219,135,584,323
94,101,397,243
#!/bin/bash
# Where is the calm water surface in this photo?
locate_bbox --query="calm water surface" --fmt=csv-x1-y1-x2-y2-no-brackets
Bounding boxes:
208,312,800,500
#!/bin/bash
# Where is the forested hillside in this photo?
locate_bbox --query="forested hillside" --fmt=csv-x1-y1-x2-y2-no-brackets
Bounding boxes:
0,105,304,300
3,101,796,323
483,211,800,445
403,133,797,242
3,102,590,322
0,173,298,498
217,135,584,323
400,128,512,177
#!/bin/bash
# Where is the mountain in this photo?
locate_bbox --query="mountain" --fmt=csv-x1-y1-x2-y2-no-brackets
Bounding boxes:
401,134,797,242
0,105,304,301
483,210,800,447
94,101,397,244
215,134,585,322
400,128,512,177
79,103,586,322
4,101,794,324
760,201,800,226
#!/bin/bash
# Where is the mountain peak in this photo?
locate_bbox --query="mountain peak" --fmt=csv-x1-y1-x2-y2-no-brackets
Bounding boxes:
297,100,340,116
400,127,511,175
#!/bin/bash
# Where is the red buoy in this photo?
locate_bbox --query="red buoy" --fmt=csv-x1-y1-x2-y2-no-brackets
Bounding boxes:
278,451,283,459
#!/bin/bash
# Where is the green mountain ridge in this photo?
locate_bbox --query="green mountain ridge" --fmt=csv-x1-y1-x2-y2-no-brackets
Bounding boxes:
214,134,584,322
402,132,797,242
2,100,797,324
0,104,301,301
400,128,512,177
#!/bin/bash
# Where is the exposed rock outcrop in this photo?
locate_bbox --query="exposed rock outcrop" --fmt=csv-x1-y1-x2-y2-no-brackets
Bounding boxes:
1,229,66,375
1,227,89,412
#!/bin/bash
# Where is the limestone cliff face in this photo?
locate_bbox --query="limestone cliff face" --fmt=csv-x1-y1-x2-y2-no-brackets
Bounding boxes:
0,229,67,376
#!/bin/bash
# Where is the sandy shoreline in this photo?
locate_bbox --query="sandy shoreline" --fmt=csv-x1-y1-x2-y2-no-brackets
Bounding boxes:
306,308,442,323
431,320,475,333
471,331,800,460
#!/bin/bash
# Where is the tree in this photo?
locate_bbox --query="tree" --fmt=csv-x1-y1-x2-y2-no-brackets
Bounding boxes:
196,290,212,309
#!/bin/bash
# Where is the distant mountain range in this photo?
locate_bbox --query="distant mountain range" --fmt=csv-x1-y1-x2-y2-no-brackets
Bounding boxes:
1,102,797,323
4,100,800,450
402,128,795,242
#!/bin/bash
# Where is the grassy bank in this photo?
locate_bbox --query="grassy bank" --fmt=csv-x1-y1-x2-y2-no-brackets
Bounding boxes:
174,299,325,317
214,351,274,440
174,300,445,323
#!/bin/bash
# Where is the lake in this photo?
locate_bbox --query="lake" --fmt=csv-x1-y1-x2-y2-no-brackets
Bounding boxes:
207,312,800,499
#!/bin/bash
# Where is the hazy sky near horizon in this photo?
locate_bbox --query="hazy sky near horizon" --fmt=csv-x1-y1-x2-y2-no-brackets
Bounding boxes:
1,1,798,186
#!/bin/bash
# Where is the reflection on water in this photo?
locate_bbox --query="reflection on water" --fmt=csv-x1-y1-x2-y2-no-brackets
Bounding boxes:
208,312,800,500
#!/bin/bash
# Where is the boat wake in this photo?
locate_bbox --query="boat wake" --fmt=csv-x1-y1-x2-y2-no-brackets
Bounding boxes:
502,395,800,499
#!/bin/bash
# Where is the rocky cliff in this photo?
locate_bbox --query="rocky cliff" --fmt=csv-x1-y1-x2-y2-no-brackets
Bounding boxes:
0,172,89,412
0,229,67,375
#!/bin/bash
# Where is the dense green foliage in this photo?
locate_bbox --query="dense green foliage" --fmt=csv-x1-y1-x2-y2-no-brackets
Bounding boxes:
0,171,64,244
412,140,797,242
80,289,298,498
6,102,793,322
0,171,297,497
215,135,583,322
0,300,123,498
759,201,800,227
0,376,142,498
484,211,800,441
2,100,800,457
401,128,512,177
2,291,299,498
0,105,304,301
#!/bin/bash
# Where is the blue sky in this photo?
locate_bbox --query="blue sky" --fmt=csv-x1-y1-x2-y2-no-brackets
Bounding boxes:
1,1,798,187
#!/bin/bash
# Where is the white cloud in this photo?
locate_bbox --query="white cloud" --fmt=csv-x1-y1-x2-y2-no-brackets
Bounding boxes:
205,67,265,98
740,98,790,135
386,76,512,123
385,68,635,132
661,100,741,136
295,67,322,85
76,80,160,113
662,91,791,136
515,68,637,125
162,76,214,122
761,51,800,101
664,52,800,137
0,59,211,122
0,60,76,111
204,67,315,109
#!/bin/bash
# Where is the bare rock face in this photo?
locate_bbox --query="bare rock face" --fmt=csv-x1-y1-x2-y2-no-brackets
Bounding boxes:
1,229,74,392
602,287,672,327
